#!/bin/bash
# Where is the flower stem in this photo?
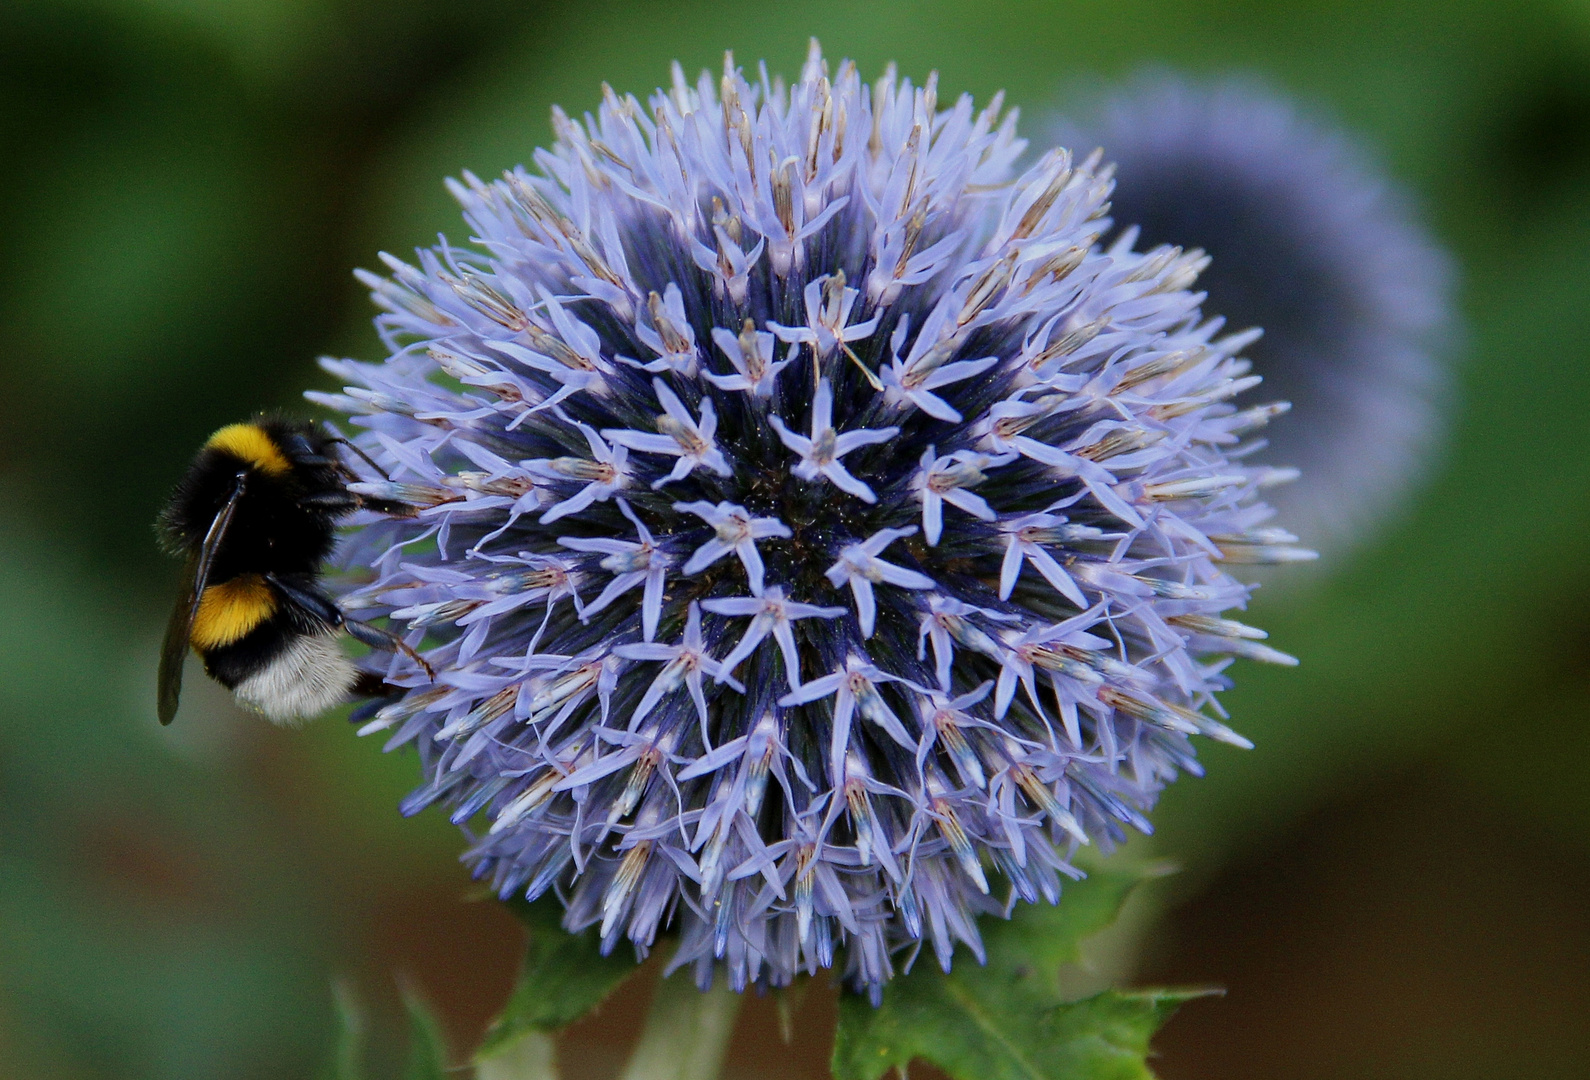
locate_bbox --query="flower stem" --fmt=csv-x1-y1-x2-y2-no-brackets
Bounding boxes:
476,1031,560,1080
618,973,742,1080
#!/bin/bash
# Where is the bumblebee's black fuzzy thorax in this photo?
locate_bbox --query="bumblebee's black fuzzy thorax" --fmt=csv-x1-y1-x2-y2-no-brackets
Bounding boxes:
158,418,353,582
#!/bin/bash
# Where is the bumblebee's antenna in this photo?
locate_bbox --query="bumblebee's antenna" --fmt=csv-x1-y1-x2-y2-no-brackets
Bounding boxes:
326,437,391,481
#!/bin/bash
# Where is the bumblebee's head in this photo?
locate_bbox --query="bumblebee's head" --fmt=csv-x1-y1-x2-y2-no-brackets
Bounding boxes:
156,418,346,553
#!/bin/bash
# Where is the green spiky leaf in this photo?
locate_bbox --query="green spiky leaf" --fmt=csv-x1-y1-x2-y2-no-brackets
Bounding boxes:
476,893,642,1058
833,869,1207,1080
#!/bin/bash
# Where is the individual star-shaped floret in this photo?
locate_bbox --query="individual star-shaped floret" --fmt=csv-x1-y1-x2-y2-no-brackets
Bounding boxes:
993,608,1115,745
526,422,630,525
913,681,998,790
620,284,699,376
513,647,623,741
559,500,671,641
912,446,1016,544
704,319,791,398
604,379,730,488
780,653,919,787
768,270,881,362
916,594,1015,690
702,587,847,690
769,379,898,503
878,315,1001,423
825,526,935,637
673,501,791,596
997,510,1104,606
614,602,743,736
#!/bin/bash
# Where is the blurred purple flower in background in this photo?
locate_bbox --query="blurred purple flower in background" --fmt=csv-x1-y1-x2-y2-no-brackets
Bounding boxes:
313,43,1308,997
1054,73,1456,551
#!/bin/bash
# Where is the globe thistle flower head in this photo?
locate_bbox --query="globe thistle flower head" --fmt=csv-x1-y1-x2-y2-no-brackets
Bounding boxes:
318,43,1307,997
1054,72,1456,549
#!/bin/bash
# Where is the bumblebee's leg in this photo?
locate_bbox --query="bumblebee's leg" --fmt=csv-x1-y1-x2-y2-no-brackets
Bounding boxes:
352,670,401,699
280,432,414,516
288,434,395,489
352,493,422,519
295,482,416,519
277,428,386,476
342,618,436,682
297,490,363,513
264,573,342,625
266,573,436,681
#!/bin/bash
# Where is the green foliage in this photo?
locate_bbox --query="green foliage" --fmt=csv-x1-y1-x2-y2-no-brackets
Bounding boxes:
319,980,453,1080
321,981,367,1080
475,894,642,1057
833,870,1206,1080
315,898,634,1078
401,983,454,1080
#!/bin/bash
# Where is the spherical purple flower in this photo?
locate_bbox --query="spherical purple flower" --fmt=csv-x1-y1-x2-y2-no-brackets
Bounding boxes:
314,43,1307,996
1054,73,1455,549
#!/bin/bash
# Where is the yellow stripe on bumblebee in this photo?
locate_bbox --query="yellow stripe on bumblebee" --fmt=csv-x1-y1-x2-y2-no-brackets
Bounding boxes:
191,573,277,649
204,423,291,476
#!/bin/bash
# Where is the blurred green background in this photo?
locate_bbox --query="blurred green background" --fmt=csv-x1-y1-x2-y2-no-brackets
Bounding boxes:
3,0,1589,1077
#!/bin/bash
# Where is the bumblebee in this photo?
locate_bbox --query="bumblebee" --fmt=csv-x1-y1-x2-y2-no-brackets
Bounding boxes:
157,417,429,725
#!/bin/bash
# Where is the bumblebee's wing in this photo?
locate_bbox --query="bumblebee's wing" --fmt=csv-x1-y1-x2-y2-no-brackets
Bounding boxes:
157,473,247,725
157,555,200,725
